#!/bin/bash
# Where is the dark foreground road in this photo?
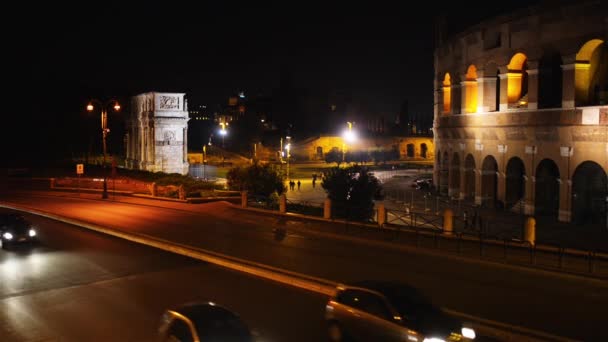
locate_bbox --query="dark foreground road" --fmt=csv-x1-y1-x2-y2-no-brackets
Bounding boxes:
0,212,327,342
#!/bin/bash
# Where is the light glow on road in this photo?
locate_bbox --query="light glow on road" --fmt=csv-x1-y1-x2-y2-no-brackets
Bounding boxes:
3,232,13,240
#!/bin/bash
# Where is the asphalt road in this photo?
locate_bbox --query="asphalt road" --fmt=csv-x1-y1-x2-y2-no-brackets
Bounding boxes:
0,211,327,342
2,190,608,341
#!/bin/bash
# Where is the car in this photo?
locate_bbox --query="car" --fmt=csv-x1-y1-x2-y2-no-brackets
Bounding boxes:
412,178,433,190
325,281,476,342
0,213,38,249
158,302,254,342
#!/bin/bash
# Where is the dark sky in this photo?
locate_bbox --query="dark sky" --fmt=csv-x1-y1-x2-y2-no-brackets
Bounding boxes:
5,1,539,165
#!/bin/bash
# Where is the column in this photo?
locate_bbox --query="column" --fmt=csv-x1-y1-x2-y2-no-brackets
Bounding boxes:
498,72,509,111
474,168,483,205
524,145,537,215
459,166,467,200
497,145,507,206
451,84,462,114
558,179,571,222
477,76,497,112
561,63,576,109
526,67,539,110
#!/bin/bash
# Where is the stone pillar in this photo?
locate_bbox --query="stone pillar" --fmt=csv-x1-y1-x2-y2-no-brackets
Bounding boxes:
526,67,539,109
377,202,386,226
561,57,576,109
498,73,509,111
477,76,497,112
241,191,247,208
324,198,332,219
443,208,454,235
497,145,507,206
178,185,185,200
524,217,536,246
279,194,287,214
150,182,157,197
558,178,572,222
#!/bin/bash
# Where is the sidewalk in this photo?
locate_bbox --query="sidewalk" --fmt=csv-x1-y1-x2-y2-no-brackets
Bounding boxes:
284,172,608,252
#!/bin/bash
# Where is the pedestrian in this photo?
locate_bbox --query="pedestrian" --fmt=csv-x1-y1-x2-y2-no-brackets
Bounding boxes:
297,180,301,190
312,178,316,188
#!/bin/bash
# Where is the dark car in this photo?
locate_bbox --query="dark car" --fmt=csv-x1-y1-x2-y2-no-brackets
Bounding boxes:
158,302,254,342
0,213,37,249
325,281,476,342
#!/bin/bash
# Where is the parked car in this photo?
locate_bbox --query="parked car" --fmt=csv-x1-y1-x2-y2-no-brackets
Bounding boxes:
412,178,433,190
158,302,254,342
325,281,476,342
0,213,37,249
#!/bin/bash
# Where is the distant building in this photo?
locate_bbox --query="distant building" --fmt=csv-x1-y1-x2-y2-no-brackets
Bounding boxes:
125,92,190,175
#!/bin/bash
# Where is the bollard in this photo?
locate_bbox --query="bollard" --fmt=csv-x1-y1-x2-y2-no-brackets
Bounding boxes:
241,191,248,208
50,178,56,189
443,208,454,235
178,185,186,200
524,216,536,246
279,194,287,213
323,198,332,219
377,202,386,227
150,182,157,197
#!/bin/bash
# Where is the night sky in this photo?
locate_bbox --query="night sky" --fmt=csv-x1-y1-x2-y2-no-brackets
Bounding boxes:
5,1,539,165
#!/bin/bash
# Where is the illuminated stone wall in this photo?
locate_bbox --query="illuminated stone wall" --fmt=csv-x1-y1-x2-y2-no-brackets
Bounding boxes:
125,92,190,175
433,1,608,224
290,135,434,161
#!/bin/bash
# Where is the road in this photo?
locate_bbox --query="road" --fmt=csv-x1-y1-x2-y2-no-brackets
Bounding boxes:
2,189,608,341
0,210,327,342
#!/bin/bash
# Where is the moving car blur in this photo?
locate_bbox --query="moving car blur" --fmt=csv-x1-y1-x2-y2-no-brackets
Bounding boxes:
158,301,254,342
325,281,475,342
0,213,38,249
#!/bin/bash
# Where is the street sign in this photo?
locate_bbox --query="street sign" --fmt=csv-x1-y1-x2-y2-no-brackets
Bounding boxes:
76,164,84,175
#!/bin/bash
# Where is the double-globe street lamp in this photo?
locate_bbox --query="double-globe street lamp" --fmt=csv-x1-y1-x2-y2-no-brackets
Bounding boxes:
86,99,121,199
342,121,356,162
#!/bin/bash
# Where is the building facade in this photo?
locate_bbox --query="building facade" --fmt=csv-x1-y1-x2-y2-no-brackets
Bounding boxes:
125,92,190,175
433,1,607,224
291,135,434,161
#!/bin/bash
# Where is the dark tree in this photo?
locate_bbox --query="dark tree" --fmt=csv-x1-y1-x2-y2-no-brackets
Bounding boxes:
325,147,343,166
321,165,383,221
227,163,286,198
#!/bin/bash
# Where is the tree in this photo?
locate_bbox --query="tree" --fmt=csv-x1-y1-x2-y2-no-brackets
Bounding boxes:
325,147,343,166
321,165,383,221
227,163,286,198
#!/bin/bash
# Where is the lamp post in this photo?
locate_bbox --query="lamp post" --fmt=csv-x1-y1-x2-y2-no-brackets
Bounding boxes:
87,99,121,199
342,121,356,163
219,122,227,148
285,142,291,181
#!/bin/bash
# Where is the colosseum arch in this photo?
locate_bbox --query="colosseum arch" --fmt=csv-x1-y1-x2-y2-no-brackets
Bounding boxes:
464,65,478,113
507,52,529,107
505,157,526,209
535,159,560,219
442,73,452,114
538,50,563,108
464,154,476,200
575,39,608,106
481,155,498,207
420,143,428,158
571,161,607,225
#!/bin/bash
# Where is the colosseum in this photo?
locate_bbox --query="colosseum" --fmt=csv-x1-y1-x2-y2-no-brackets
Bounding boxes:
433,1,607,225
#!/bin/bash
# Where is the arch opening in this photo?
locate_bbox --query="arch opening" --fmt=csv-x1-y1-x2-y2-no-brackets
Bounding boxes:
464,65,478,113
443,73,452,114
538,52,563,108
506,157,526,209
507,53,529,108
572,161,607,225
481,155,498,208
450,152,461,196
464,154,476,200
575,39,608,106
535,159,560,219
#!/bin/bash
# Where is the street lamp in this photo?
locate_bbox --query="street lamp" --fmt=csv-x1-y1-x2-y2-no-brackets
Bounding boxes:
219,122,228,148
342,121,356,163
285,142,291,181
86,99,121,199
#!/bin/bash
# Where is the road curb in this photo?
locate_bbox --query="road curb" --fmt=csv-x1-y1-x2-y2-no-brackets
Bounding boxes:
0,202,581,342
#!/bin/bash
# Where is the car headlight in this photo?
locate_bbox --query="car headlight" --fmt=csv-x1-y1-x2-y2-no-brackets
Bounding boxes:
29,229,36,237
423,338,445,342
3,232,13,240
462,327,476,339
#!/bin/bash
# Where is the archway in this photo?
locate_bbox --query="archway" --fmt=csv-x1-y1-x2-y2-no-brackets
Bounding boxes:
464,65,478,113
538,51,563,108
450,152,461,196
421,143,428,158
316,146,323,159
535,159,560,219
440,151,449,195
481,155,498,207
443,73,451,114
464,154,476,200
406,144,415,158
572,161,607,225
575,39,608,106
506,157,526,208
507,52,528,107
